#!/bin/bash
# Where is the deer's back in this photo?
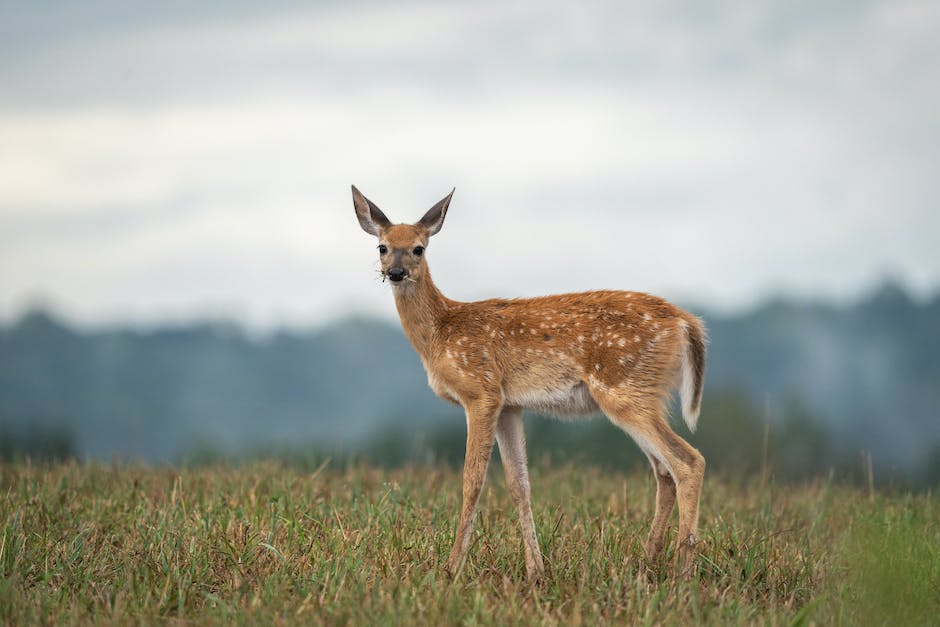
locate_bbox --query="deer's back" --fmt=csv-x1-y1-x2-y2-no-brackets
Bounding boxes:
423,290,696,416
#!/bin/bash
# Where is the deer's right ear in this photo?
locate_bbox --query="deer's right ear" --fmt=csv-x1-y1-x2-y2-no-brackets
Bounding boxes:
352,185,392,236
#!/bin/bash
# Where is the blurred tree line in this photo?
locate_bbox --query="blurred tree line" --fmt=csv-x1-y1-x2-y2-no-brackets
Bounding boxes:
379,390,847,484
1,378,932,489
0,420,74,463
2,280,938,488
183,389,929,489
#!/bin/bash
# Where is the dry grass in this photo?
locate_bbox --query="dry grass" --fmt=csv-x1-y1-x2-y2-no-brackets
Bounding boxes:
1,460,937,625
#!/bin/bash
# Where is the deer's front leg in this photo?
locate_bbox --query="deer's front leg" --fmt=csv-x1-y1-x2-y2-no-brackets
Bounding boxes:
495,406,544,581
444,397,501,578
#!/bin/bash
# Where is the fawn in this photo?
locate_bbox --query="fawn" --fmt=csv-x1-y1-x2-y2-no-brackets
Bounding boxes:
352,186,707,579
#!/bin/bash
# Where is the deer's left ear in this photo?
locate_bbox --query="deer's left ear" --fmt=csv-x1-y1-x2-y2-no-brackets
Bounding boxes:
418,188,454,237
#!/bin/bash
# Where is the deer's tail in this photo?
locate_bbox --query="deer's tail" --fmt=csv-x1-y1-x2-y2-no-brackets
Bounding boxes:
678,315,707,432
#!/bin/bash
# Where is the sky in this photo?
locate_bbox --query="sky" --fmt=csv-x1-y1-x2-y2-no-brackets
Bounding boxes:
1,0,938,330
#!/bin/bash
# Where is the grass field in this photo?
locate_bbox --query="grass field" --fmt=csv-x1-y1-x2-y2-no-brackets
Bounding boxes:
1,460,938,625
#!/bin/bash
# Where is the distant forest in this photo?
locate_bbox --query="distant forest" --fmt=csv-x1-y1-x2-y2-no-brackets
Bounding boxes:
1,281,938,487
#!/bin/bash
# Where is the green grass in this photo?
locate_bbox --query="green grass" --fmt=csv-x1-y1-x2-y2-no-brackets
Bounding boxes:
1,460,937,625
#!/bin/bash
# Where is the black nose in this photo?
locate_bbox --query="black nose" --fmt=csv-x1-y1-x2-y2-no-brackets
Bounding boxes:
387,267,407,282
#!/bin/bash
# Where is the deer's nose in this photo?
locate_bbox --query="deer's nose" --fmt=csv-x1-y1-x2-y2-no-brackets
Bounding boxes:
387,267,407,282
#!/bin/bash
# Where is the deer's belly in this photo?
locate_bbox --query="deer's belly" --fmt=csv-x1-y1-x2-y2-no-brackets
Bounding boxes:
505,381,599,418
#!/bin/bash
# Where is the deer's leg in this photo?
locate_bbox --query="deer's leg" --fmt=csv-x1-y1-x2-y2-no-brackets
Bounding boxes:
444,397,502,578
593,391,705,575
495,406,544,580
672,441,705,575
638,419,704,575
644,455,677,562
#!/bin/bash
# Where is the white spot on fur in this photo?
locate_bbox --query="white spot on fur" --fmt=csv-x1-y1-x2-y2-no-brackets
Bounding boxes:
587,374,610,392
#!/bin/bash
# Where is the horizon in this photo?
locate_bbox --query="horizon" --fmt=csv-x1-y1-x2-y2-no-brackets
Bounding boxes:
4,274,931,336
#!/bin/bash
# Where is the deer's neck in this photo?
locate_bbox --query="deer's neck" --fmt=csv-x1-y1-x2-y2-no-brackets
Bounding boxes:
393,270,453,359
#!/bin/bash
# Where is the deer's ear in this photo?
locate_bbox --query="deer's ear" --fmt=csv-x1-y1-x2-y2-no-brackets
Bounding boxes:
352,185,392,236
418,188,454,237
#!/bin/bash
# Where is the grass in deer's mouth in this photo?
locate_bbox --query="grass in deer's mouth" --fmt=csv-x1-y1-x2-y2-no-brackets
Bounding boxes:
1,461,936,625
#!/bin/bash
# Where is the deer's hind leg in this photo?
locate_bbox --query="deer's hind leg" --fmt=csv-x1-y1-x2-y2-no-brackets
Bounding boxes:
644,454,677,562
590,386,705,575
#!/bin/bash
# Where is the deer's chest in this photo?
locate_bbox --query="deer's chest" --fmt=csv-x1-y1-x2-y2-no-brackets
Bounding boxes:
422,359,462,405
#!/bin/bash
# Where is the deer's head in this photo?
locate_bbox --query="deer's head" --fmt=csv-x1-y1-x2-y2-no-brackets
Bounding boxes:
352,186,453,285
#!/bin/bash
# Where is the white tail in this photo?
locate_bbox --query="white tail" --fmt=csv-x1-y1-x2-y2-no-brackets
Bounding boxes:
679,318,707,432
353,185,708,579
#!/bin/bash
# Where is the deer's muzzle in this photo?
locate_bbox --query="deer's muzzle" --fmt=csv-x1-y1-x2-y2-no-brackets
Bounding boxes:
387,267,407,282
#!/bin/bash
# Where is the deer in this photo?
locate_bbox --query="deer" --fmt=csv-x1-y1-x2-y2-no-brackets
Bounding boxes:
352,185,707,581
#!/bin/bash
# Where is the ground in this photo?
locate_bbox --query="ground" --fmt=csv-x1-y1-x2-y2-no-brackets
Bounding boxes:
1,460,937,625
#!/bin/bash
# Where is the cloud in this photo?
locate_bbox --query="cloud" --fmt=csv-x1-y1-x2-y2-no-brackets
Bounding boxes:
0,0,938,327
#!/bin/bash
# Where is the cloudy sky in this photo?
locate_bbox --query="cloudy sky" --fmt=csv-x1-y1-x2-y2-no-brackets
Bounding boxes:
1,0,938,329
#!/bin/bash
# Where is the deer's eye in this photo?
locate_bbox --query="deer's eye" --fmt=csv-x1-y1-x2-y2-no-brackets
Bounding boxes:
378,245,388,255
413,246,425,256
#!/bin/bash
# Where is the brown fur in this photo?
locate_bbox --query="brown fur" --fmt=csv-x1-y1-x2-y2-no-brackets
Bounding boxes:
352,186,707,579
